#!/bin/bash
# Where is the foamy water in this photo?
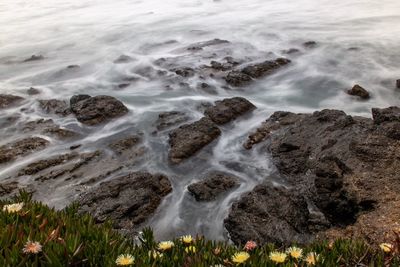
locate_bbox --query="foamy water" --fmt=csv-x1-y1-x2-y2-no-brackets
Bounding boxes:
1,0,400,240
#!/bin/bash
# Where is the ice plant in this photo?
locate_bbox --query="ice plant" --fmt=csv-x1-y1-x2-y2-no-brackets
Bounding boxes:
158,241,174,251
305,252,319,266
286,246,303,259
148,250,163,259
181,235,193,244
244,240,257,251
231,251,250,264
22,240,42,254
269,251,287,263
115,254,134,266
2,202,23,213
380,243,393,253
185,246,196,253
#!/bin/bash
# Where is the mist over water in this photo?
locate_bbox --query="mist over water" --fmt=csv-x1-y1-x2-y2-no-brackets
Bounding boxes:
1,0,400,241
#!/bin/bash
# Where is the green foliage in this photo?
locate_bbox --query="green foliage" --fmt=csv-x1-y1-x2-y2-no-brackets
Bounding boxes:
0,191,399,266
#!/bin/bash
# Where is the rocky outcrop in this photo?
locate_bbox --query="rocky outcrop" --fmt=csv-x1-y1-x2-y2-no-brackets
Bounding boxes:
23,119,78,140
347,84,370,99
38,99,71,116
108,136,141,155
0,94,24,109
169,117,221,164
188,172,239,201
225,58,291,86
0,137,49,164
155,111,190,132
78,172,172,232
70,95,129,125
227,107,400,245
18,153,78,176
204,97,256,125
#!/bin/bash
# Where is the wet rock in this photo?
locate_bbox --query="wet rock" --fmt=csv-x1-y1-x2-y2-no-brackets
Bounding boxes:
117,83,130,89
210,60,236,71
70,94,91,106
23,55,44,62
225,71,252,87
0,137,49,164
42,126,78,139
78,172,172,231
108,136,141,155
197,83,217,94
23,119,77,139
18,153,78,176
0,94,24,109
186,39,230,51
173,67,195,77
204,97,256,125
114,55,134,64
397,79,400,89
347,84,370,99
0,181,19,197
372,106,400,124
282,48,300,54
155,111,190,131
70,144,81,150
70,95,129,125
169,117,221,164
303,41,317,48
38,99,71,116
27,87,40,95
188,172,239,201
67,65,80,69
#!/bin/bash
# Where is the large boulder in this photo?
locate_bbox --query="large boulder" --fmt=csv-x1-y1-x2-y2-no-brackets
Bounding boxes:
347,84,370,99
168,117,221,164
0,94,24,109
204,97,256,125
70,95,129,125
78,172,172,232
188,172,239,201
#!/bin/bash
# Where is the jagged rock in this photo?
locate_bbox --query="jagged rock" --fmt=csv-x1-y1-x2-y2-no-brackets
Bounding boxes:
0,94,24,109
372,106,400,124
70,95,129,125
78,172,172,232
347,84,370,99
155,111,190,131
38,99,71,116
204,97,256,125
173,67,195,77
169,117,221,164
188,172,239,201
27,87,40,95
18,153,78,176
0,137,49,164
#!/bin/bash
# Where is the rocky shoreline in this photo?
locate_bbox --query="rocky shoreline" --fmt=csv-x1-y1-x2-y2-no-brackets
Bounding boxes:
1,38,399,247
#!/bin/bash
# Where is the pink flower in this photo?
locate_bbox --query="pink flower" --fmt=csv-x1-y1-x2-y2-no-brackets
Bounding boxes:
244,240,257,251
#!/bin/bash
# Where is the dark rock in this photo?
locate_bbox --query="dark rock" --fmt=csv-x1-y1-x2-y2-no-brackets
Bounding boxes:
303,41,317,48
114,55,134,64
67,65,80,69
372,106,400,124
118,83,130,89
173,67,195,77
18,153,78,176
38,99,71,116
0,94,24,109
186,39,230,51
188,172,239,201
23,55,44,62
347,84,370,99
0,181,19,197
70,95,129,125
282,48,300,54
396,79,400,89
225,184,312,246
78,172,172,231
242,58,291,78
155,111,190,131
169,117,221,164
0,137,49,164
42,126,78,139
204,97,256,125
70,144,82,150
225,71,252,87
197,83,217,94
210,60,235,71
27,87,40,95
70,94,91,107
108,136,140,155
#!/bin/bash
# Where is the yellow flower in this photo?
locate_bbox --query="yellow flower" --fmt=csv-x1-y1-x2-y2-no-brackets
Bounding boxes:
115,254,134,266
185,246,196,253
305,252,319,266
2,202,23,213
148,250,163,259
158,241,174,251
286,246,303,259
269,251,287,263
231,251,250,264
181,235,193,244
22,241,42,254
380,243,393,253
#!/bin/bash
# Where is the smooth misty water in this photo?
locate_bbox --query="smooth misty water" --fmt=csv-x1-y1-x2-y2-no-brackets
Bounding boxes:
1,0,400,241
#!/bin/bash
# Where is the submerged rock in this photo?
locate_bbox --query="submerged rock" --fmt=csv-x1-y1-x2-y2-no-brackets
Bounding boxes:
0,94,24,109
347,84,370,99
204,97,256,125
108,136,141,155
155,111,190,132
18,153,78,176
396,79,400,89
188,172,239,201
303,41,317,48
169,117,221,164
27,87,40,95
224,71,252,87
70,95,129,125
23,55,44,62
38,99,71,116
79,172,172,232
0,137,49,164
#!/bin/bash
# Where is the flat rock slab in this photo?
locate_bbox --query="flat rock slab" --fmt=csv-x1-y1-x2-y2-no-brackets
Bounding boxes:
0,137,49,164
0,94,24,109
204,97,256,125
78,172,172,232
188,172,239,201
70,95,129,125
168,117,221,164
